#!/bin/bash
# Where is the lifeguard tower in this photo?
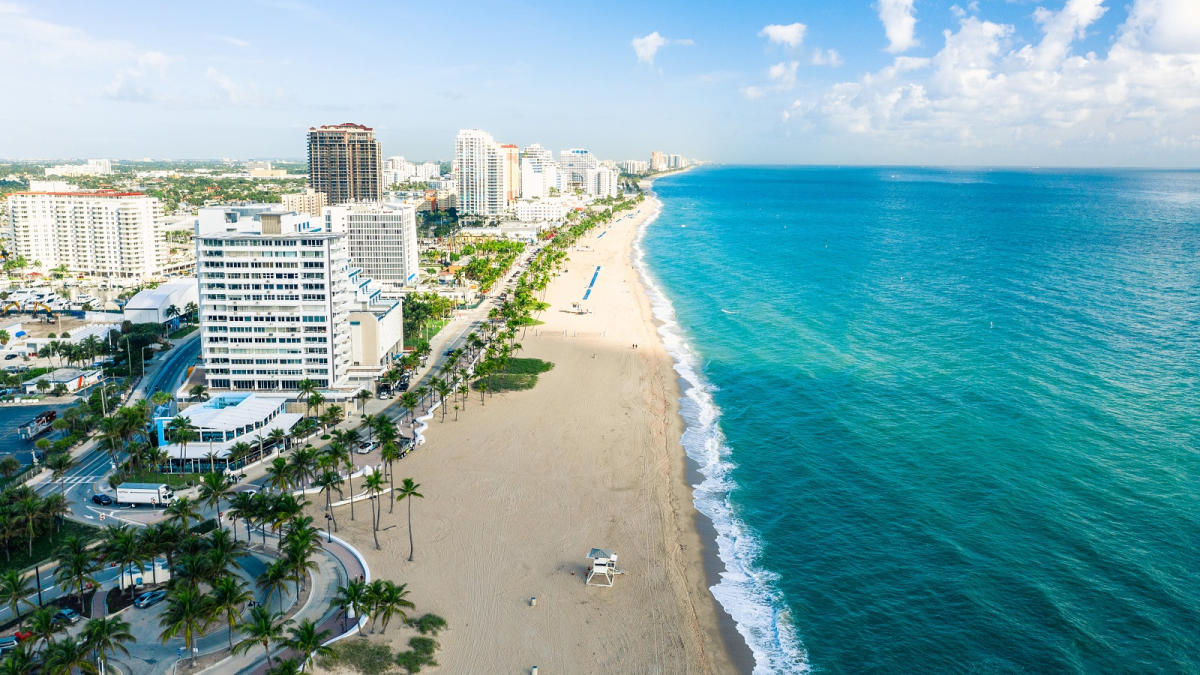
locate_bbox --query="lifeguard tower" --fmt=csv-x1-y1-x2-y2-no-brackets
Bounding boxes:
585,548,625,587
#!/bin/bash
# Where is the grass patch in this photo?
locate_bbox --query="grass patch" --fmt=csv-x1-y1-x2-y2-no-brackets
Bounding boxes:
471,359,553,393
404,317,450,348
167,324,197,339
115,469,215,490
318,640,396,675
0,520,101,575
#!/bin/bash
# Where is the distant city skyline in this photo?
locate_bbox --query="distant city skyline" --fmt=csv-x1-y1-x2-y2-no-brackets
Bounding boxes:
0,0,1197,166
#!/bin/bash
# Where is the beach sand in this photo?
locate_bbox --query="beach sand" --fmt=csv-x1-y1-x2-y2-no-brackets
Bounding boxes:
315,194,750,673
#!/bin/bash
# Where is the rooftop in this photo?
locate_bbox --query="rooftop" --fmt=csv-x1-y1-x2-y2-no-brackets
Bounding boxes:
180,393,290,432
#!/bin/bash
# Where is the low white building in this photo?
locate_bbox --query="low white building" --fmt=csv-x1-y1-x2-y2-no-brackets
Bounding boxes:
23,368,102,394
24,323,119,357
153,393,302,462
123,277,199,325
513,199,567,223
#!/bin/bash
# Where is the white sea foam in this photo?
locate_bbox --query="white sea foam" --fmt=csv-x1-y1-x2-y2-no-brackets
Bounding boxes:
632,196,809,674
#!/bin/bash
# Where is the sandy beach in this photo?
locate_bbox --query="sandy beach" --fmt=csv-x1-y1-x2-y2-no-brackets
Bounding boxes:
315,192,751,673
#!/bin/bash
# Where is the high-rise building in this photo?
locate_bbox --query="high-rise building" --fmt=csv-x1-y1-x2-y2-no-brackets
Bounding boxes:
7,190,170,281
281,187,327,216
593,166,619,198
560,148,598,192
455,129,507,216
618,160,649,175
196,205,402,393
500,144,520,203
324,202,420,290
650,151,667,172
519,144,558,199
307,123,383,204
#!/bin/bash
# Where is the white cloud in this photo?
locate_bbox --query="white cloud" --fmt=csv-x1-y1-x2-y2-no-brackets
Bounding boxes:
759,23,807,48
877,0,919,53
768,61,800,88
741,86,766,100
631,31,693,65
219,35,250,48
789,0,1200,153
811,49,844,67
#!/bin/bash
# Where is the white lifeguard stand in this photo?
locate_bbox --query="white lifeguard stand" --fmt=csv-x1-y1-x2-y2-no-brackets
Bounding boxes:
585,548,625,587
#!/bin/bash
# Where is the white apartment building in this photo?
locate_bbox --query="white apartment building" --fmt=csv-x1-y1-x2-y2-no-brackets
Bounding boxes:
593,166,619,198
455,129,507,216
282,188,327,216
7,191,167,281
519,144,559,199
618,160,649,175
44,159,112,177
560,148,597,192
324,202,420,290
513,199,568,222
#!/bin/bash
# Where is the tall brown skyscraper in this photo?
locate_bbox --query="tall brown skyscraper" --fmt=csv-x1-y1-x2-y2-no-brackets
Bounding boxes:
307,123,383,203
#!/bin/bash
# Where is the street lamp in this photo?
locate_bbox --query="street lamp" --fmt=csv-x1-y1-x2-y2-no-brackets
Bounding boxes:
324,513,332,543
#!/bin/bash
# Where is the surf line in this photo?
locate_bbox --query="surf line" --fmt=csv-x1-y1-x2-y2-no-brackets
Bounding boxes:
583,266,602,300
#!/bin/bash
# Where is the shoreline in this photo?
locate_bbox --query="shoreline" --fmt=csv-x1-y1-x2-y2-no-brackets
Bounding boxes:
314,189,750,673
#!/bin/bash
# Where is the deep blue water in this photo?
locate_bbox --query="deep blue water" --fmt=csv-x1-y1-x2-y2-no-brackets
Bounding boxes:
638,167,1200,673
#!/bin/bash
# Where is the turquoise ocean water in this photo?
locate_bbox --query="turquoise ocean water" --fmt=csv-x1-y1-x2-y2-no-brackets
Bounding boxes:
636,167,1200,673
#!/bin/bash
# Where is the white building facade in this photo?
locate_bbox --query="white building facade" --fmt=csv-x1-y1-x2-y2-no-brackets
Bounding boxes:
324,202,420,290
7,191,167,281
455,129,507,216
519,144,559,199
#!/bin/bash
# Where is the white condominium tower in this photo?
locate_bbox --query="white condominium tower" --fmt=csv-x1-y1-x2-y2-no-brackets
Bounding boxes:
324,202,420,290
455,129,507,216
519,144,559,199
560,148,598,193
196,206,353,392
7,190,168,281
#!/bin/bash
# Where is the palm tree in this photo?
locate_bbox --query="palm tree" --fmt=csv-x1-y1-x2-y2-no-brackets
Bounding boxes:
379,442,401,514
158,586,211,667
267,658,303,675
376,581,414,634
82,616,134,675
400,392,419,423
267,427,288,453
313,470,344,533
28,606,63,650
233,605,291,668
184,301,199,323
227,491,255,543
165,496,200,530
363,470,385,550
199,472,233,515
331,579,368,632
42,635,94,675
206,527,246,578
210,575,251,651
296,379,317,414
165,304,180,326
54,534,98,613
0,569,34,629
189,384,208,402
284,618,333,672
166,415,198,469
42,493,70,534
257,559,292,613
265,457,293,494
283,539,319,599
434,378,451,421
46,452,74,497
306,392,325,421
355,389,372,415
0,642,36,674
18,494,43,556
101,524,145,593
396,478,424,562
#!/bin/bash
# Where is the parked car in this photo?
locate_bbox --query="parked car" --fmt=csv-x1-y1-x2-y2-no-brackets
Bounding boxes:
52,608,80,625
355,441,376,454
134,590,168,608
0,636,16,655
91,493,113,506
3,354,18,361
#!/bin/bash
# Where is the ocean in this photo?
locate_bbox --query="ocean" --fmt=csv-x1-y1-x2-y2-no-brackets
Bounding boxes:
636,167,1200,673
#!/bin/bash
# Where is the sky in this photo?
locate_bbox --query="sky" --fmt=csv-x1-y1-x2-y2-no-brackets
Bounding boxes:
0,0,1198,166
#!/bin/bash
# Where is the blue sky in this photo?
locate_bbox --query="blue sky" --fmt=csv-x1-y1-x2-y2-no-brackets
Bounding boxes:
0,0,1197,166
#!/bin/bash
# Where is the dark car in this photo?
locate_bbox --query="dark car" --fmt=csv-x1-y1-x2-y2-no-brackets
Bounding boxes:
91,493,113,506
52,608,80,625
3,354,17,360
134,590,167,609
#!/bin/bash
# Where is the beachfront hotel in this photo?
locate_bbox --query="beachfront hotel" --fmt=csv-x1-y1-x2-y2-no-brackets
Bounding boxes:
455,129,508,216
195,205,403,394
307,122,384,203
519,144,559,199
324,201,420,290
6,190,178,282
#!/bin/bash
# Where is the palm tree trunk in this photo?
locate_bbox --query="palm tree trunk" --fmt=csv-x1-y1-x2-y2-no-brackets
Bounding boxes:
388,468,395,514
348,473,355,521
371,500,380,550
264,641,273,667
407,500,414,561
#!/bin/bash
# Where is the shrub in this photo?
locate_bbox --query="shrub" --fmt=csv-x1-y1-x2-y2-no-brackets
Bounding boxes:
412,613,447,636
408,637,438,657
318,641,395,675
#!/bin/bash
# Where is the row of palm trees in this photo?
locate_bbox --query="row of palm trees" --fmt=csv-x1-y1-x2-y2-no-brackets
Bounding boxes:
35,334,108,371
0,485,69,561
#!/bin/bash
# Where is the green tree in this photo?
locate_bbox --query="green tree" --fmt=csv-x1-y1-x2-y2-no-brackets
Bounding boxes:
283,618,332,672
28,606,64,650
158,586,212,667
53,534,98,613
0,569,35,629
198,472,233,516
257,559,292,613
396,478,424,562
41,635,95,674
210,574,252,651
364,469,385,550
233,605,291,668
81,616,134,675
165,496,200,530
46,451,75,497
